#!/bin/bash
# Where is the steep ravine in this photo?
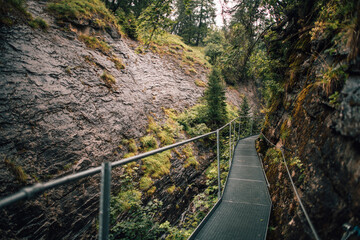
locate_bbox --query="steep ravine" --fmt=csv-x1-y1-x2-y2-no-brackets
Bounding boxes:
0,1,253,239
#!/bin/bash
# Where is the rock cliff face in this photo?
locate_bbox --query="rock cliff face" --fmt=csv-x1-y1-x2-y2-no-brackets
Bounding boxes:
0,1,230,239
257,1,360,238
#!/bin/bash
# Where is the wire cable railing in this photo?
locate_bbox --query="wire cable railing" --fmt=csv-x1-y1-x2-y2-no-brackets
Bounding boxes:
0,115,259,239
260,132,321,240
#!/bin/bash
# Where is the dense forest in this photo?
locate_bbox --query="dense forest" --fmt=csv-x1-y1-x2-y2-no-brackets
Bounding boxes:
0,0,359,239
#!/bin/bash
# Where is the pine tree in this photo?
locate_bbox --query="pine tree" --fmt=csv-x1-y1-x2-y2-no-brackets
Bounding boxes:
137,0,173,46
205,68,227,129
239,97,251,135
173,0,215,45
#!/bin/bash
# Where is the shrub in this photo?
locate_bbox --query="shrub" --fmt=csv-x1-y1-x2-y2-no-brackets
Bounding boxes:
110,199,166,240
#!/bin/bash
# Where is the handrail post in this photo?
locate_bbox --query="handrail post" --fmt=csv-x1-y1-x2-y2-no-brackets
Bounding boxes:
229,122,232,168
250,117,253,136
99,162,111,240
239,117,242,137
217,129,221,199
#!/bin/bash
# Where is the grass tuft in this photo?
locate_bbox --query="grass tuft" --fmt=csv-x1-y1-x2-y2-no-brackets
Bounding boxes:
4,156,28,184
78,34,110,54
140,134,158,151
29,17,48,30
100,71,116,88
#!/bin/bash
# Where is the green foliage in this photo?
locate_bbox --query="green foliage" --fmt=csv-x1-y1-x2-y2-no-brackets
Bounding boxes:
182,144,199,168
316,64,348,96
28,17,49,30
100,71,116,88
0,0,31,26
47,0,118,27
137,0,173,46
151,32,210,67
78,34,111,54
128,139,138,153
167,185,176,194
194,79,206,87
289,156,303,169
176,104,208,135
140,134,158,150
204,30,225,64
3,156,28,184
265,148,282,164
329,91,340,107
110,199,167,240
111,189,142,212
141,150,172,179
139,176,154,190
205,68,227,129
173,0,216,46
110,56,125,70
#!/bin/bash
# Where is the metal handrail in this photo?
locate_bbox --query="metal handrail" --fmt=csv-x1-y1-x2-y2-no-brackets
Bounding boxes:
260,132,321,240
0,115,261,239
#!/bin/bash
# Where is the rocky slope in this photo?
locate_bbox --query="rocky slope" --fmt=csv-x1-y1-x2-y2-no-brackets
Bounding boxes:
257,1,360,239
0,1,253,239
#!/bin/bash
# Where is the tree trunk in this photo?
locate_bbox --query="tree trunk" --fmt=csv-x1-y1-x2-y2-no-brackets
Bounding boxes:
195,0,204,46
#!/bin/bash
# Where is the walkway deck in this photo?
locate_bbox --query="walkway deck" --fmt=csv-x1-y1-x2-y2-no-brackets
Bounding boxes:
190,135,272,240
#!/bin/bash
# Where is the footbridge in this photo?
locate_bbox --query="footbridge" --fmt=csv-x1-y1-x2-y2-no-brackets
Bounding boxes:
189,135,271,240
0,116,320,240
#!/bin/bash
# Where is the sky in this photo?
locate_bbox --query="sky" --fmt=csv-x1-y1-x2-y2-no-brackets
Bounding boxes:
214,0,234,27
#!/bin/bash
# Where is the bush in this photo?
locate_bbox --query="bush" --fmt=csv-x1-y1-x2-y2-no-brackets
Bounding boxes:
110,199,167,240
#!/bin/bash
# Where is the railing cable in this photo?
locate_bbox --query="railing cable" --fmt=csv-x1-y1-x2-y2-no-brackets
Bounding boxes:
260,132,321,240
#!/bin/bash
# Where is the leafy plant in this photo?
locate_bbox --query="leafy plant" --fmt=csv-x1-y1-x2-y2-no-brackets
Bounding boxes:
110,199,167,240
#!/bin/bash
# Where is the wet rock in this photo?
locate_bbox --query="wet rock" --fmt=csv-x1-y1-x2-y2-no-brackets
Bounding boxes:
335,76,360,142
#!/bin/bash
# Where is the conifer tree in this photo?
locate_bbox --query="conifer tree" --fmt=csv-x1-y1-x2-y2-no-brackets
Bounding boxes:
137,0,173,46
239,96,251,135
205,68,227,129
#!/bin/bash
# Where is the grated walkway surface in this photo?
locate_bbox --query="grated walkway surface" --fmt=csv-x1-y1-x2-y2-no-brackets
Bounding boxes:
191,135,271,240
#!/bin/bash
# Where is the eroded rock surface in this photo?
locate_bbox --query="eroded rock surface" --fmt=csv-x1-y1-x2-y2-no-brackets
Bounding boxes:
0,1,217,239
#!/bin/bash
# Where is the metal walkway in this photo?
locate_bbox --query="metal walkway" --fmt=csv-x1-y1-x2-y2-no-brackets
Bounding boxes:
190,135,272,240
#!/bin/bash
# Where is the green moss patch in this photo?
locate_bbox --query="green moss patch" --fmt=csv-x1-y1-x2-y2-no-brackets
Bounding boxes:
141,150,172,179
